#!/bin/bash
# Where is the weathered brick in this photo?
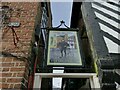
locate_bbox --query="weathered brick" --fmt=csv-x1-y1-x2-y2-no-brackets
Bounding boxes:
1,83,9,88
7,78,23,83
1,58,6,62
0,68,2,72
2,68,9,72
2,73,12,77
0,83,2,88
10,67,25,72
0,78,2,82
12,59,25,62
9,84,14,88
2,62,15,67
2,2,52,89
14,84,21,89
1,78,7,83
2,58,13,62
0,73,2,77
17,73,24,77
19,62,26,66
12,73,17,77
14,62,20,66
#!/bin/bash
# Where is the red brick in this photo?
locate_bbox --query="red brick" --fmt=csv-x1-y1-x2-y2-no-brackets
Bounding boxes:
17,73,24,77
0,83,2,88
2,68,9,72
2,63,14,67
2,73,12,77
1,58,6,62
1,83,9,88
3,58,13,62
14,84,21,88
12,73,17,77
10,67,25,72
14,62,20,66
19,62,26,66
1,2,51,89
0,78,2,82
9,84,14,88
12,59,25,62
0,73,2,77
1,78,7,83
7,78,23,83
0,68,2,72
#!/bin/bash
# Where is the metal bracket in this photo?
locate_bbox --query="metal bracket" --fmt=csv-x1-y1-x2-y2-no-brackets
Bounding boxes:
56,20,70,28
40,20,70,30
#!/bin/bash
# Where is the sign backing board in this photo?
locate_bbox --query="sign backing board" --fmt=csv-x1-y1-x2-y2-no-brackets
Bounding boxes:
47,28,84,67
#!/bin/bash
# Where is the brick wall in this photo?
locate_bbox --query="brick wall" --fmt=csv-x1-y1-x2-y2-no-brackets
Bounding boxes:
1,2,41,89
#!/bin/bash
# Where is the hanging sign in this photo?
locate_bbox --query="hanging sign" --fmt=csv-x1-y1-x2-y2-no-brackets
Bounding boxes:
46,28,84,67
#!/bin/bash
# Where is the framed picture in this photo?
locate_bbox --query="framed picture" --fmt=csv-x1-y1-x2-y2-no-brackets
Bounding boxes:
47,28,83,66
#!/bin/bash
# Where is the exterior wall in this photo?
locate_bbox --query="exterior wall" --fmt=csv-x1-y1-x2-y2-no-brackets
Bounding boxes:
71,1,119,89
77,18,93,67
91,2,120,89
1,2,40,89
81,2,118,90
34,2,52,90
91,1,120,53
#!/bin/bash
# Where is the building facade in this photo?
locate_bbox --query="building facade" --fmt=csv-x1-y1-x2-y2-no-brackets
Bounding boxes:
1,1,119,90
1,2,52,89
69,1,120,90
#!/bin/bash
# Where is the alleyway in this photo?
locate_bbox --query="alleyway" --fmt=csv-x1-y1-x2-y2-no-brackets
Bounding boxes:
50,48,81,64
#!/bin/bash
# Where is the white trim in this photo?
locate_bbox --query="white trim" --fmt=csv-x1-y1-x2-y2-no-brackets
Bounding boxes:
0,77,23,78
35,73,96,78
33,73,100,89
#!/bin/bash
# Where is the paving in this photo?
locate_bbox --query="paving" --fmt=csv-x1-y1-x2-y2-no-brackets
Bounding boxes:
49,48,82,65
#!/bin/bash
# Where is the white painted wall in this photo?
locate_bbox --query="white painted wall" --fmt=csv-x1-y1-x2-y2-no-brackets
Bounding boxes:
92,0,120,53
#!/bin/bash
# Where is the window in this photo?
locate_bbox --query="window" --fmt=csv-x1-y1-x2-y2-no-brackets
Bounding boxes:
41,3,48,44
